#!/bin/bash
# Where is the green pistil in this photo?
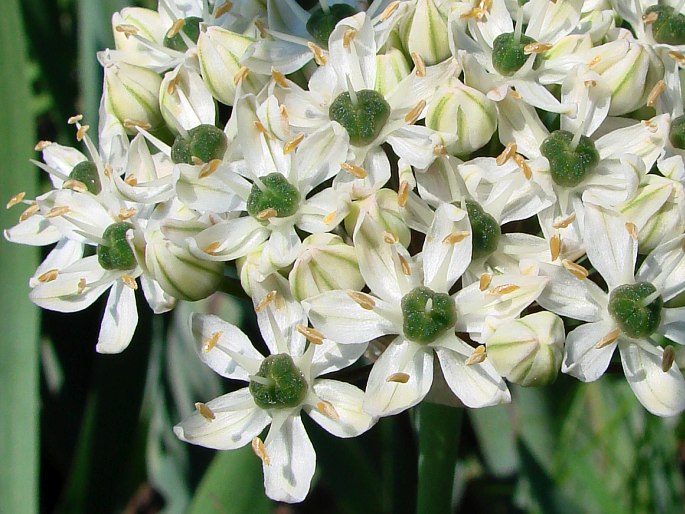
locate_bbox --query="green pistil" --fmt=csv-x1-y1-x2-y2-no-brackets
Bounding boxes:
97,222,137,270
608,282,663,339
171,124,228,165
163,16,202,52
246,173,301,219
540,130,599,187
401,286,457,344
465,200,500,260
68,161,101,195
491,32,538,76
329,89,391,146
645,5,685,46
669,115,685,149
306,3,358,47
249,354,308,409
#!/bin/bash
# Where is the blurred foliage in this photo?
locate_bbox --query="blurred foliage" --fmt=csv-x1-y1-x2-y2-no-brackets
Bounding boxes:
3,1,685,513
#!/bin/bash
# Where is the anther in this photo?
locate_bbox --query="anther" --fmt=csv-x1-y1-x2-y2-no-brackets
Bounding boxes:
195,402,216,420
398,254,412,275
63,179,88,192
552,213,576,229
233,66,249,85
118,208,137,220
68,114,83,124
34,140,52,151
662,345,676,372
253,121,270,137
45,206,70,218
386,372,410,383
6,192,25,209
104,165,113,178
643,11,659,24
37,269,59,283
433,144,447,156
669,50,685,65
191,156,204,165
256,207,278,221
166,18,186,39
19,204,39,222
199,159,222,178
307,42,327,65
384,231,398,244
279,104,289,123
343,29,357,49
411,52,426,77
77,278,87,294
550,234,561,261
252,437,270,465
496,143,517,165
271,69,289,88
203,331,222,352
115,24,139,37
214,1,233,18
594,328,620,349
479,273,492,291
589,55,601,67
523,42,552,54
297,324,325,345
647,80,666,107
584,79,597,87
465,345,487,365
254,19,268,38
625,222,639,240
123,119,151,130
508,89,521,99
562,259,589,280
404,100,426,124
379,1,400,21
514,154,532,179
167,75,181,94
323,211,336,224
347,290,376,310
641,119,658,133
121,275,138,289
340,162,367,179
76,125,90,141
442,231,470,244
398,180,409,207
255,290,278,313
203,241,221,255
316,400,340,420
487,284,520,295
284,133,304,154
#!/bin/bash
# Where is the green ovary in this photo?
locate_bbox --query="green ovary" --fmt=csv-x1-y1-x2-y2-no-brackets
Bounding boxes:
69,161,101,195
246,173,301,218
608,282,663,339
540,130,599,187
465,200,500,260
171,124,228,164
669,115,685,149
97,222,137,270
329,89,391,146
645,5,685,46
491,32,538,76
401,286,457,344
163,16,202,51
249,354,308,409
306,4,358,47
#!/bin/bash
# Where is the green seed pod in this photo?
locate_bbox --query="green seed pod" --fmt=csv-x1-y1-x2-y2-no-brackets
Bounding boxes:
465,200,500,260
645,5,685,46
540,130,599,187
669,115,685,149
305,4,358,47
164,16,202,51
68,161,101,195
97,222,137,270
608,282,663,339
171,124,228,164
401,286,457,344
491,32,538,76
246,173,301,219
329,89,391,146
249,354,308,409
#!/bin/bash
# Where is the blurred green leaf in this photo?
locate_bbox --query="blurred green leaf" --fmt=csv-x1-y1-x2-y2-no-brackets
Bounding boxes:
0,1,39,513
468,405,518,477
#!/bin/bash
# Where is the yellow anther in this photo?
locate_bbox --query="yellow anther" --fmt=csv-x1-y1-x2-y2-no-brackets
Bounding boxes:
643,11,659,24
496,143,517,165
398,180,409,207
255,290,278,313
233,66,249,85
513,154,532,179
76,124,90,142
404,100,426,124
550,234,561,261
203,331,223,352
479,273,492,291
384,231,398,244
347,290,376,310
253,120,270,137
121,275,138,290
118,208,137,221
19,203,39,222
279,104,289,123
343,28,357,49
442,231,470,244
37,269,59,283
203,241,222,255
297,324,325,345
323,211,337,225
6,192,25,209
662,345,676,372
123,119,151,131
256,207,278,221
647,80,666,107
46,206,70,218
340,162,367,179
524,42,552,55
251,437,270,465
167,74,181,94
254,19,268,39
199,159,222,178
508,89,522,99
411,52,426,78
316,400,340,420
460,7,487,20
123,175,138,186
195,402,216,420
433,144,447,156
284,133,305,155
214,1,233,17
307,42,327,66
63,179,88,192
669,50,685,65
166,18,185,39
104,165,113,178
641,119,658,133
552,213,576,229
625,222,639,240
191,156,204,165
68,114,83,124
487,284,520,296
77,278,87,294
399,254,412,276
594,328,620,349
115,24,139,37
379,1,400,21
562,259,589,280
465,345,487,365
34,140,52,151
386,372,410,383
271,68,289,88
584,79,597,87
589,55,602,68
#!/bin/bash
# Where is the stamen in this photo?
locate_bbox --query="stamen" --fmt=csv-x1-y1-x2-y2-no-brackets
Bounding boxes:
584,79,597,87
404,100,426,124
6,192,25,209
669,50,685,66
166,18,186,39
323,211,336,225
398,254,412,275
252,437,270,465
643,11,659,24
496,143,517,165
513,7,523,44
433,144,447,156
514,154,532,179
271,69,289,88
411,52,426,77
121,275,138,289
383,231,398,244
45,206,70,218
442,231,470,244
253,121,270,137
296,324,325,345
118,208,137,220
191,156,204,165
254,19,268,38
199,159,222,178
398,181,409,207
552,213,576,229
465,345,487,365
284,133,304,154
347,290,376,310
550,234,561,261
340,162,367,179
379,1,400,21
594,328,620,349
345,75,358,106
195,402,216,420
588,55,601,68
479,273,492,291
76,125,90,142
255,290,278,313
37,269,59,283
641,119,658,133
662,345,676,372
625,222,639,240
279,104,289,124
307,42,327,66
203,241,221,255
203,331,222,352
214,1,233,18
486,284,520,295
256,207,278,221
104,165,113,178
508,88,522,99
115,24,139,37
647,80,666,107
62,179,88,192
386,372,410,383
19,203,39,222
167,74,181,94
123,119,151,131
316,400,340,420
34,140,52,151
342,29,357,49
233,66,249,85
67,114,83,124
524,42,552,54
562,259,589,280
77,278,87,294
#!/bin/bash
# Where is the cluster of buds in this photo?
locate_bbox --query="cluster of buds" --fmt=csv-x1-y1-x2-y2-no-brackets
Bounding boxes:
6,0,685,503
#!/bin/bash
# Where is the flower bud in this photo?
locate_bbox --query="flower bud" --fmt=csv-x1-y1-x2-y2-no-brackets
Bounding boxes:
485,312,564,387
374,48,411,98
104,62,163,134
400,0,450,66
425,78,497,157
112,7,165,52
197,26,267,106
160,67,216,133
344,189,411,247
289,233,364,301
145,229,223,301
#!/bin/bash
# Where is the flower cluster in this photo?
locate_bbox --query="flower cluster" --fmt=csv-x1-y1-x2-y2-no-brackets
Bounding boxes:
6,0,685,503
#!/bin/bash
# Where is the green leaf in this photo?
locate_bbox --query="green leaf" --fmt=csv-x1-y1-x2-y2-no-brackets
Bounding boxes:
0,1,39,513
468,405,518,477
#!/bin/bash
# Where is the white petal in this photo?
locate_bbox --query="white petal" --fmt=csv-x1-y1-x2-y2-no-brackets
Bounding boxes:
173,388,271,450
536,263,605,322
310,338,367,377
4,213,61,246
562,320,617,382
295,123,349,194
306,379,376,437
297,188,350,234
619,342,685,417
176,163,248,213
139,274,176,314
636,234,685,301
660,307,685,345
189,217,270,261
30,239,83,288
261,224,301,274
96,280,138,354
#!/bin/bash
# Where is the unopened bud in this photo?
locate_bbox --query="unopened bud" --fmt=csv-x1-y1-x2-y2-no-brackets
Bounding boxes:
104,62,163,134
